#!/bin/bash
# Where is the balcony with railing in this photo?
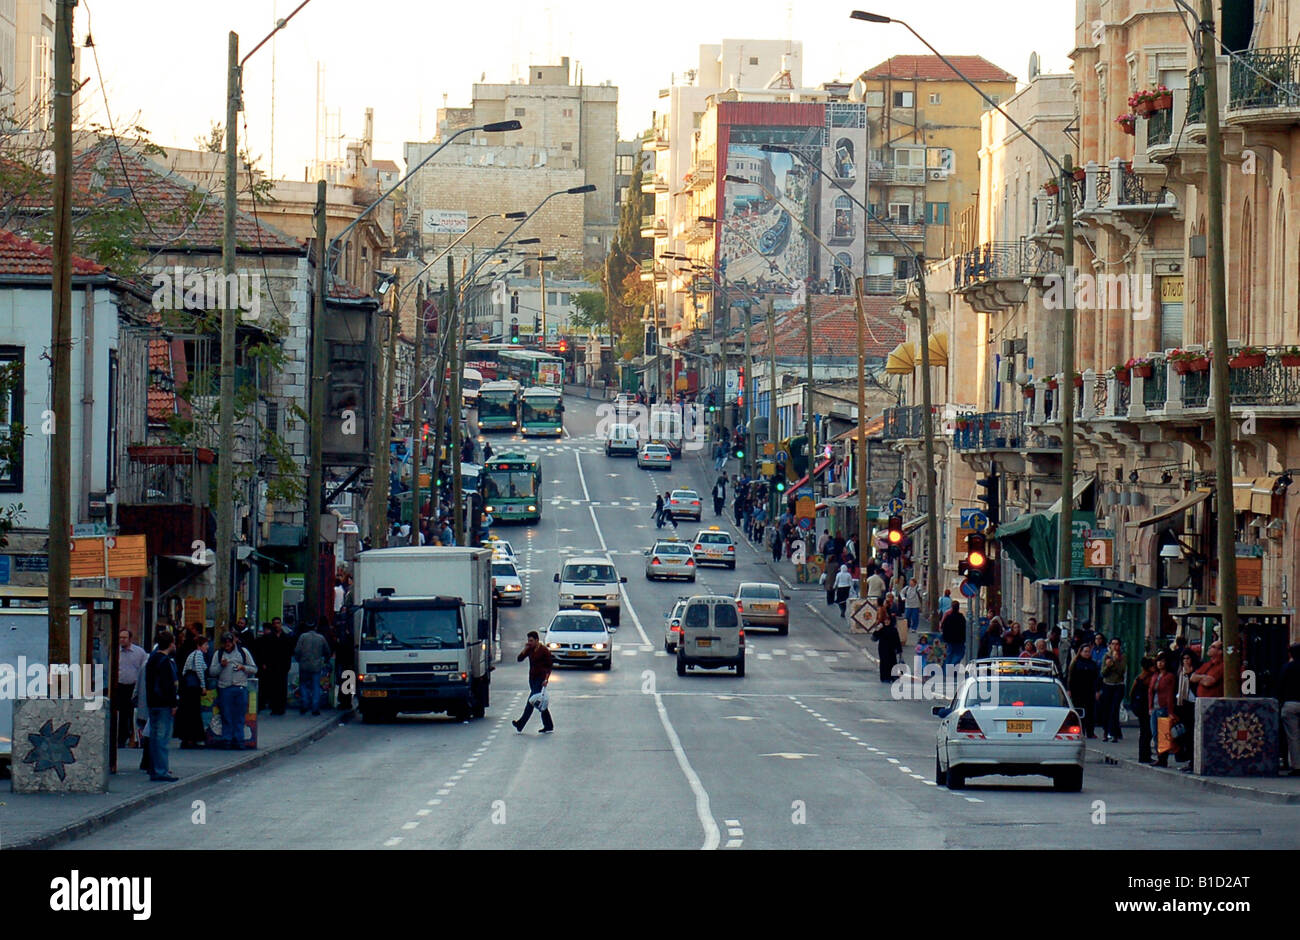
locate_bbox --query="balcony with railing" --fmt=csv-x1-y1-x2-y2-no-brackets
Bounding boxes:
861,274,911,295
867,218,925,240
881,404,938,440
951,412,1025,452
954,238,1063,289
640,214,668,239
868,162,927,185
641,174,669,194
1226,46,1300,127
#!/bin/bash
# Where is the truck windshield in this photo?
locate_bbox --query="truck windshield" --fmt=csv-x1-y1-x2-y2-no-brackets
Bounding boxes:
361,607,464,650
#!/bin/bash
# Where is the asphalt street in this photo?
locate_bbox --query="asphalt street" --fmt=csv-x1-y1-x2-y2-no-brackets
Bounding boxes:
64,396,1300,850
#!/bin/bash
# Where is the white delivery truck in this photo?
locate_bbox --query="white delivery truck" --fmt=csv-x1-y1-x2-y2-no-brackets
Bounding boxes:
648,404,685,456
352,546,495,723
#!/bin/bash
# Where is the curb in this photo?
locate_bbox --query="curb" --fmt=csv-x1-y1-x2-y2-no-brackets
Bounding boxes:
5,709,355,850
1087,745,1300,805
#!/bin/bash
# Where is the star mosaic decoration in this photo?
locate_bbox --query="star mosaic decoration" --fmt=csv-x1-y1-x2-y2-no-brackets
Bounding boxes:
23,719,81,782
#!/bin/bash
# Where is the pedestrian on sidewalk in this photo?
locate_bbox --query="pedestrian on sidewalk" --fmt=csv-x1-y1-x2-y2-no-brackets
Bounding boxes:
113,628,149,749
513,631,554,734
294,622,332,716
978,618,1004,659
712,476,726,516
1068,644,1101,739
177,634,209,749
1148,651,1177,766
145,629,180,782
1099,638,1127,742
654,492,665,529
1279,643,1300,775
873,603,903,682
940,601,967,667
902,579,922,639
938,588,953,616
833,564,854,618
1130,656,1155,764
209,631,257,749
257,617,293,716
1174,649,1199,763
865,568,886,608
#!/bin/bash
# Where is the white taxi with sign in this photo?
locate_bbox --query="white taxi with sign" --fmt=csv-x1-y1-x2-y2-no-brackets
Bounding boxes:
543,606,612,670
933,659,1085,792
486,536,516,560
644,538,697,582
691,526,737,570
668,488,702,521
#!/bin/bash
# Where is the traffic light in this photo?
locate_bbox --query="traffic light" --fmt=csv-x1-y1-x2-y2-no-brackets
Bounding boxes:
887,514,904,546
774,478,786,493
732,443,745,460
510,322,520,343
965,531,988,585
558,338,568,352
422,422,430,443
976,465,1000,527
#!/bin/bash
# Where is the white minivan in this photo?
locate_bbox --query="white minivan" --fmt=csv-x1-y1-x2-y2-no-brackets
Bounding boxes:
675,595,745,677
604,422,640,457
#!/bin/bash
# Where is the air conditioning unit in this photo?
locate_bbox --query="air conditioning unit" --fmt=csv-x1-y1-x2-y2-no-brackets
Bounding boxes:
929,170,945,181
998,360,1016,382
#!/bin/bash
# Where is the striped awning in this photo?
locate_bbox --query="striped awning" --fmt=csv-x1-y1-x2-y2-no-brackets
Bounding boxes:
885,341,916,374
927,332,949,367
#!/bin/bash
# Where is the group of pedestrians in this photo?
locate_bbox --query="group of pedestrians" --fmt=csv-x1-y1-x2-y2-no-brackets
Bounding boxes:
114,617,343,783
1129,636,1225,769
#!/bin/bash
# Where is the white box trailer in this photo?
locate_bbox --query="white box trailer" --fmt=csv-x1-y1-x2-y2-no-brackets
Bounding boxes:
352,547,495,722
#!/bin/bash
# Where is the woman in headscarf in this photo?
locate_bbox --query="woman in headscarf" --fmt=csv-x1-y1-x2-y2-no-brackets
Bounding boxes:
833,564,854,618
872,599,903,682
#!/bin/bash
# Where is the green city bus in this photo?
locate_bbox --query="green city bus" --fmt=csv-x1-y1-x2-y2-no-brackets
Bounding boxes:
519,386,564,436
482,453,543,524
477,379,521,432
499,348,564,392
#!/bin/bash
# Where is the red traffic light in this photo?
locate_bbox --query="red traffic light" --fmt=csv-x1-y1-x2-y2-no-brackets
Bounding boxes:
887,514,903,544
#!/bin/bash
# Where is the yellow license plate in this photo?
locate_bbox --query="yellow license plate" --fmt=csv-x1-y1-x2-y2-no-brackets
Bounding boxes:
697,638,712,647
1006,720,1033,734
362,690,388,698
753,603,774,612
569,651,588,657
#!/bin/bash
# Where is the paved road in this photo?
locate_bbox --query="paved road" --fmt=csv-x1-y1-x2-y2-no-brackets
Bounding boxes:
64,397,1300,850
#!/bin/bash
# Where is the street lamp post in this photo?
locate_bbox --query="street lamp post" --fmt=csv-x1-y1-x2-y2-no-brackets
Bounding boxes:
851,10,1080,632
216,1,315,635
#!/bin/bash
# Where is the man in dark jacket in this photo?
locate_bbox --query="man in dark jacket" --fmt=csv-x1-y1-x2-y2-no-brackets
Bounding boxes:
941,600,968,667
1068,643,1102,738
145,629,180,782
257,617,294,715
512,631,554,733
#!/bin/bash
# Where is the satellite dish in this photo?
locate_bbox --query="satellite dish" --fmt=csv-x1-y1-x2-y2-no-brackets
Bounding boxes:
1028,52,1040,81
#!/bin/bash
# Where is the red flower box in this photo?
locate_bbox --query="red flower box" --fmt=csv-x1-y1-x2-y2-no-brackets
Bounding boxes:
1133,363,1153,378
1280,355,1300,368
1228,354,1266,369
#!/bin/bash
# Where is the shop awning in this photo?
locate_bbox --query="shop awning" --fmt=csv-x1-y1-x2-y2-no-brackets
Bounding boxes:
1047,474,1096,513
1126,487,1211,528
994,511,1057,583
885,341,916,374
1034,577,1160,601
902,515,927,534
821,490,860,508
786,456,833,495
927,332,949,368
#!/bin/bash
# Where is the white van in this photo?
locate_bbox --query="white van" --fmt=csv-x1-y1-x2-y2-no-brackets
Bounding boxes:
604,422,640,457
675,595,745,677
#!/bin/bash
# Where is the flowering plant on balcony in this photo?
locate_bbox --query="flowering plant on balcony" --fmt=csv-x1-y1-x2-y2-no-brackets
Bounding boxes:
1152,85,1173,110
1124,356,1154,379
1072,371,1084,388
1168,348,1210,374
1043,179,1060,197
1115,113,1137,135
1278,345,1300,367
1228,345,1267,369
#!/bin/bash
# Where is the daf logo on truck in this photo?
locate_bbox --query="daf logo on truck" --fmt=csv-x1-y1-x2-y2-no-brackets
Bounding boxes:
352,546,497,724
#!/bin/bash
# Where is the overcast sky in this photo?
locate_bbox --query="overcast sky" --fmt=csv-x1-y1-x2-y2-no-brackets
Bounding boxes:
80,0,1076,180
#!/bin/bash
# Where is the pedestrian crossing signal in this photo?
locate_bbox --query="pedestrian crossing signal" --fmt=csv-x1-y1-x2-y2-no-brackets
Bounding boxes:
732,445,744,459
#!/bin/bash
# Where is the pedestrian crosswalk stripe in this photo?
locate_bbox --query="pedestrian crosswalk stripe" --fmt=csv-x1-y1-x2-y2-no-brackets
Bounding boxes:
384,837,403,846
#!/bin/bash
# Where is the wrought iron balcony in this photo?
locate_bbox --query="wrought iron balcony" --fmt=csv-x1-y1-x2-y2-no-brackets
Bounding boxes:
867,219,924,240
881,404,935,440
1142,357,1167,411
1227,46,1300,121
954,238,1062,290
861,274,909,295
951,412,1024,452
1187,67,1206,126
1146,106,1173,146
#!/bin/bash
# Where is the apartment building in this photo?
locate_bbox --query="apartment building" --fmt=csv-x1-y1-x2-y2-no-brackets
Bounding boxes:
856,55,1017,280
404,58,617,271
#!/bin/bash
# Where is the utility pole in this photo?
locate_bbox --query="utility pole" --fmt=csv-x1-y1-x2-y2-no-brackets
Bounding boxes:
370,278,397,547
1199,1,1240,695
853,278,869,572
449,259,465,545
742,307,753,475
764,298,778,449
803,278,815,485
409,280,424,545
916,262,940,634
47,0,73,664
1054,155,1077,628
304,180,327,627
539,256,548,346
215,31,240,634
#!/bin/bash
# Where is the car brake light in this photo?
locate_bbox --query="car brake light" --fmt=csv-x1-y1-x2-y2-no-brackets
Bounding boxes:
954,710,985,738
1055,713,1083,739
1012,701,1025,707
777,603,787,615
694,544,703,551
686,557,694,566
651,557,660,565
736,601,743,611
726,545,735,552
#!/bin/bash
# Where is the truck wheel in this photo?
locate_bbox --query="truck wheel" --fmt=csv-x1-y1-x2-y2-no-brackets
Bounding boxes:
360,705,379,724
609,611,620,627
676,652,686,676
735,657,745,677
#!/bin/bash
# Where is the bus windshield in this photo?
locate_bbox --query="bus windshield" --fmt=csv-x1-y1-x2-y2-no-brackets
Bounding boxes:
484,468,538,500
522,397,562,424
478,393,516,419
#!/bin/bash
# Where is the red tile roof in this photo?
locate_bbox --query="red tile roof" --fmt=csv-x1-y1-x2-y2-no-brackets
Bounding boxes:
743,294,906,361
147,338,175,424
862,55,1016,84
0,229,105,276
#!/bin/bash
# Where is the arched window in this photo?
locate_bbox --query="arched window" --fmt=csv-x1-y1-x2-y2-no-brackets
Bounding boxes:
834,251,853,293
834,138,856,179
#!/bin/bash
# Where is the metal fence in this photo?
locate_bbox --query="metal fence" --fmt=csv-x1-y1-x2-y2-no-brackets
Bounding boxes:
954,238,1062,289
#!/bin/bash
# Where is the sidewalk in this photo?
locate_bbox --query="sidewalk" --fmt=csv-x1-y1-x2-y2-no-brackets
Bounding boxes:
1,708,351,849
